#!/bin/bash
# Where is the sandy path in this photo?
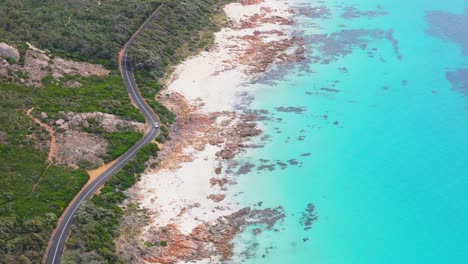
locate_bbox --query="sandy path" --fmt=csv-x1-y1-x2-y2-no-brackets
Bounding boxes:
26,108,58,164
86,159,118,195
26,108,58,193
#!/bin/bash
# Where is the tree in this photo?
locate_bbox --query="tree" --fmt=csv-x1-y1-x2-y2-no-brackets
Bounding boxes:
18,255,32,264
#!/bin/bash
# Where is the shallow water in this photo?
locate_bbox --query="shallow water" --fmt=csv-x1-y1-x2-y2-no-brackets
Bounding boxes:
230,0,468,263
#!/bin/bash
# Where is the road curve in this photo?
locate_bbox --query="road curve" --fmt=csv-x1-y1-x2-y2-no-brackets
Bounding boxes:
43,5,164,264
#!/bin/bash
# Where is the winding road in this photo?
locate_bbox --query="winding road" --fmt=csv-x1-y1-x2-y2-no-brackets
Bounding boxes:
43,5,164,264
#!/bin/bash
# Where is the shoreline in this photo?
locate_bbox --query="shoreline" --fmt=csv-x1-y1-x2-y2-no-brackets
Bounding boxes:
118,0,305,262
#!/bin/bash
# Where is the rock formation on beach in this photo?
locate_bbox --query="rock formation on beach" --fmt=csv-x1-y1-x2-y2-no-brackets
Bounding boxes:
145,207,285,264
0,42,20,62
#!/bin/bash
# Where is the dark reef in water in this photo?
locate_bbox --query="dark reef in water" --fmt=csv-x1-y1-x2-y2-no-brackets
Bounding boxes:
341,5,388,19
296,4,331,19
426,8,468,97
446,69,468,96
300,203,319,231
321,87,340,93
236,162,256,175
425,8,468,55
307,28,402,63
275,106,307,113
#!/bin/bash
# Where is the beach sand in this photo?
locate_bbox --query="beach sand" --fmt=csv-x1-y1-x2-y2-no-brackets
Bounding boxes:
136,145,236,235
168,0,301,112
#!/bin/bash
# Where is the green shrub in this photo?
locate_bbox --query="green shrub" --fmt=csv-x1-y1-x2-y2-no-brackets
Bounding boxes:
65,143,159,263
103,131,143,163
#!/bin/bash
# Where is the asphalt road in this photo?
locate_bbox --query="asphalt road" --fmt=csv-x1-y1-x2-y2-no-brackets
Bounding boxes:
43,5,164,264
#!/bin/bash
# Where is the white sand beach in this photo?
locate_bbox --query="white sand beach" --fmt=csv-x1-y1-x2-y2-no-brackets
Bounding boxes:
168,0,300,112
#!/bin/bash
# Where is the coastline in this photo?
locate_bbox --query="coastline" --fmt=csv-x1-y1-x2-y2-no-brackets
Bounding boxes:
113,1,468,264
118,0,305,262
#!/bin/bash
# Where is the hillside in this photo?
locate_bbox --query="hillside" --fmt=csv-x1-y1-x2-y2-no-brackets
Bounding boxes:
0,0,160,66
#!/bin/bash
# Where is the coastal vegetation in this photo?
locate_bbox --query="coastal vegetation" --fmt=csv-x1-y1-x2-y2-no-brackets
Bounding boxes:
0,72,151,263
0,0,161,259
129,0,232,79
37,75,144,122
0,82,89,263
103,131,143,163
62,144,158,264
0,0,161,67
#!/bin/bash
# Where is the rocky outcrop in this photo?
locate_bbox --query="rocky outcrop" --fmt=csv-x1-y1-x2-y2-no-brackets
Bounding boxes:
52,56,110,78
0,131,6,144
51,111,144,168
214,115,261,159
0,42,110,87
56,130,107,168
146,91,262,171
117,92,265,263
209,177,228,187
219,1,306,76
0,42,20,62
144,207,284,263
64,80,83,88
236,117,262,137
55,111,145,132
41,110,144,168
207,194,226,202
241,0,264,5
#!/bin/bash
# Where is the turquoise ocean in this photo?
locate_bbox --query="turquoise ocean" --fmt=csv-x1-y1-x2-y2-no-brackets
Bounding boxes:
230,0,468,263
